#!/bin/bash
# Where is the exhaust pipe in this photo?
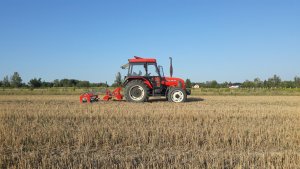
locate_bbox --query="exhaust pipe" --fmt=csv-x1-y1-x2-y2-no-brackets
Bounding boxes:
169,57,173,77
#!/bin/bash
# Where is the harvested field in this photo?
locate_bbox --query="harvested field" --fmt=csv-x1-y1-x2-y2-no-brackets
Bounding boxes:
0,95,300,168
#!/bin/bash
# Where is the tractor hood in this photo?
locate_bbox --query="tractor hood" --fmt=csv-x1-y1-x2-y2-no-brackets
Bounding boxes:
162,77,186,89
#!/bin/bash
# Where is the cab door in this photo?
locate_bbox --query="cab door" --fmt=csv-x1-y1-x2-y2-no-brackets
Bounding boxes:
147,63,162,90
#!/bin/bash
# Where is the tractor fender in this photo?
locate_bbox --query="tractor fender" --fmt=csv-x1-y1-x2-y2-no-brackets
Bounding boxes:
123,77,153,89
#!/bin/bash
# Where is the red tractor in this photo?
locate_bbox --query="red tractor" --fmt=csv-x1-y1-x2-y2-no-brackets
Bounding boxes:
121,56,191,102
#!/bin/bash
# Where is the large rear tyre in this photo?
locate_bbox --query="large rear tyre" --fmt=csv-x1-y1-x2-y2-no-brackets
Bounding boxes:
124,80,148,102
168,87,187,103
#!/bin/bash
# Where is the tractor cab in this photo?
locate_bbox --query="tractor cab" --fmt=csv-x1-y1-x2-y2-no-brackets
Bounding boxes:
123,56,162,90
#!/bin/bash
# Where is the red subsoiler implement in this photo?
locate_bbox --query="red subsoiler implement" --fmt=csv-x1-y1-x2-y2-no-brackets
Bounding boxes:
79,87,123,103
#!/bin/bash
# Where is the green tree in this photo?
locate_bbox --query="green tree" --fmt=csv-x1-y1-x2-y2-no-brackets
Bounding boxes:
268,74,281,87
185,79,192,88
2,75,10,87
263,80,268,88
29,78,42,88
294,76,300,87
69,79,79,87
281,81,295,88
254,78,262,88
53,79,60,87
242,80,255,88
90,82,108,87
10,72,22,88
60,79,70,87
42,81,54,87
206,80,218,88
77,81,90,87
220,81,229,88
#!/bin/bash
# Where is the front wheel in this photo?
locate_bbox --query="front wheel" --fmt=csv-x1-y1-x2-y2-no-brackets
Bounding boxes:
168,88,187,103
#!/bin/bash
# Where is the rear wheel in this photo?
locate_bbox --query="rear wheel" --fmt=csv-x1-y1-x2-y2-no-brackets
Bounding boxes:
168,87,187,103
125,80,148,102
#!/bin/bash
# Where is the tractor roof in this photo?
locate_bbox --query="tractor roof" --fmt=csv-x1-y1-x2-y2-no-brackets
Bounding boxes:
128,56,156,63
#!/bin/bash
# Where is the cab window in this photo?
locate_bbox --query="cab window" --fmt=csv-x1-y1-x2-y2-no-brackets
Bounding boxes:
129,63,146,76
147,63,159,76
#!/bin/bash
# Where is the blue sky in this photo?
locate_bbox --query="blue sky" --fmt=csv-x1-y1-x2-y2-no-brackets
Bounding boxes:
0,0,299,84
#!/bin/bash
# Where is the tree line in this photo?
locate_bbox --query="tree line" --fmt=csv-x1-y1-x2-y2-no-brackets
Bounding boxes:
186,75,300,88
1,72,299,89
0,72,108,88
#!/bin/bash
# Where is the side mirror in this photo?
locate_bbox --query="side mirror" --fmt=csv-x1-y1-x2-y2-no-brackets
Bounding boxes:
121,63,129,69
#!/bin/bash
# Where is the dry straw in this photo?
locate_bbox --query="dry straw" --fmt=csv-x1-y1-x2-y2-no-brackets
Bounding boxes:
0,95,300,168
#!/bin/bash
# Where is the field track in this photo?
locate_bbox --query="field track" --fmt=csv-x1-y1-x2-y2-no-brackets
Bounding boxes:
1,95,300,168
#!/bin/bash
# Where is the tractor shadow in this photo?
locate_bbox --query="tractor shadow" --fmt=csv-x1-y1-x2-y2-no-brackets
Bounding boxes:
148,97,204,103
186,97,205,102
